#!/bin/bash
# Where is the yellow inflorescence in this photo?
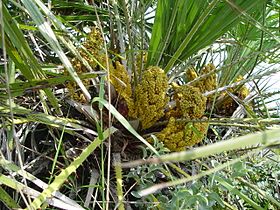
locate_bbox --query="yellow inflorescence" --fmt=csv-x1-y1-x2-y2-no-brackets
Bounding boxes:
217,76,250,115
158,84,208,151
109,61,134,111
109,61,132,99
199,63,217,93
82,28,104,69
157,117,208,151
186,67,198,81
174,85,207,119
187,63,217,94
71,28,104,72
66,28,104,103
234,76,250,100
184,119,209,147
65,58,91,103
156,117,184,151
132,66,168,129
136,51,147,74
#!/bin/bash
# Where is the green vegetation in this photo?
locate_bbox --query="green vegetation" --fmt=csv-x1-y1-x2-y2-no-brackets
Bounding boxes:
0,0,280,209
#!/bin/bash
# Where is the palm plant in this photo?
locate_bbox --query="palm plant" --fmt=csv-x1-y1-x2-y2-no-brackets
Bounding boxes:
0,0,280,209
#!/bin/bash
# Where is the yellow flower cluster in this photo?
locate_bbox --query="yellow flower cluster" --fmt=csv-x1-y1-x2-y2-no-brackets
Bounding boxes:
186,67,198,81
157,117,208,151
234,76,250,100
155,64,216,151
199,63,217,93
174,85,207,119
109,61,131,97
109,61,134,112
217,76,250,115
136,51,147,74
82,29,134,108
65,67,90,103
66,28,135,106
184,119,208,147
158,84,208,151
186,63,217,93
71,28,104,72
66,28,103,103
109,64,169,130
79,28,104,69
132,66,168,129
156,117,184,151
65,56,92,103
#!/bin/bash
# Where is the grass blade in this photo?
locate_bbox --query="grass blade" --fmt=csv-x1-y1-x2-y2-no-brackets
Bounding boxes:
26,127,116,210
21,0,91,102
92,97,159,155
122,127,280,167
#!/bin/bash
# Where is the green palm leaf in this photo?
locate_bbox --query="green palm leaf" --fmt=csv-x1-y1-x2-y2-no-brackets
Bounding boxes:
147,0,266,73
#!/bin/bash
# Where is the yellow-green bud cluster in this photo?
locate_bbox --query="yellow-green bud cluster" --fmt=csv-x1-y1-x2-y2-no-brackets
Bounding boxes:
132,66,168,129
174,85,207,119
216,76,250,116
234,76,250,100
81,28,104,69
66,29,214,152
157,117,208,151
156,75,209,151
109,61,132,98
186,63,217,94
109,61,134,111
136,52,147,74
66,28,103,103
186,67,198,82
198,63,217,93
156,84,208,151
